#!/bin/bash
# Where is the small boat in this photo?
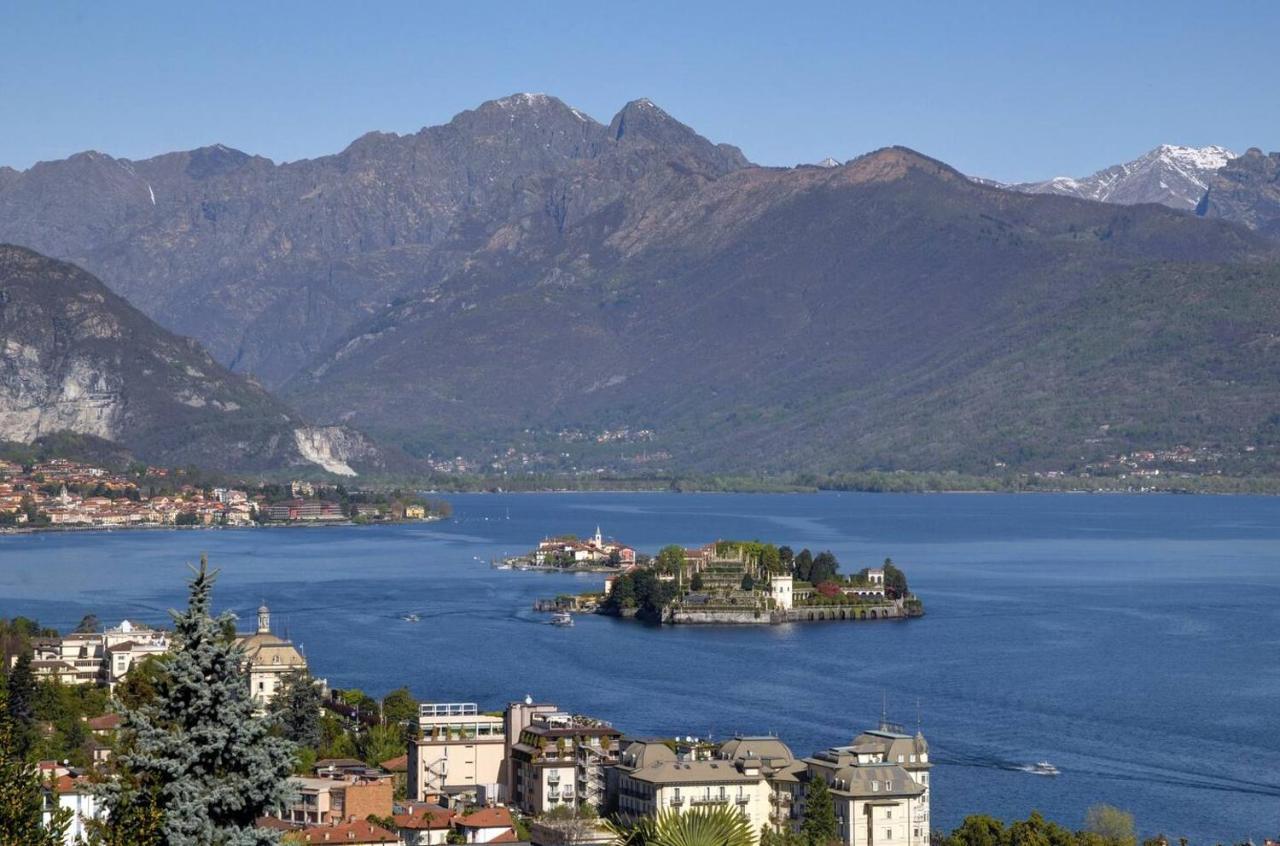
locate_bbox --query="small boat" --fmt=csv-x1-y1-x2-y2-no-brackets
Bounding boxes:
1024,761,1059,776
400,613,422,623
550,611,574,627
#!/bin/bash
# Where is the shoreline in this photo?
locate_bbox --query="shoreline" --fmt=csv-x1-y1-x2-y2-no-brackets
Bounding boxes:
0,516,445,537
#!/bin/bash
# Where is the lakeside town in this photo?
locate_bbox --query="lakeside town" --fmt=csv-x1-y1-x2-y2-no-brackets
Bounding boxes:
513,531,924,625
2,569,1261,846
0,458,449,531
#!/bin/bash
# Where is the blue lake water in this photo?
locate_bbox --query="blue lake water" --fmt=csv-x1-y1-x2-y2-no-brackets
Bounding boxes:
1,492,1278,841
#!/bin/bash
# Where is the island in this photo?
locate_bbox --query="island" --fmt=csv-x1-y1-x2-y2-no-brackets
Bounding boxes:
539,540,924,625
497,526,635,572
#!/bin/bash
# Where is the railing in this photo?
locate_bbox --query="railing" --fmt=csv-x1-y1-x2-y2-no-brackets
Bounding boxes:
736,796,750,805
668,797,685,806
691,796,729,806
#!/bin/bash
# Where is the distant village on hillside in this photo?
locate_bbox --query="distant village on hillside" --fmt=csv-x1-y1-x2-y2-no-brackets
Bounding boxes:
0,458,449,530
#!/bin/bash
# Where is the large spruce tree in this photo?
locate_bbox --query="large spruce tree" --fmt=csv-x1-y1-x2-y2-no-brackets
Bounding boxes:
97,556,295,845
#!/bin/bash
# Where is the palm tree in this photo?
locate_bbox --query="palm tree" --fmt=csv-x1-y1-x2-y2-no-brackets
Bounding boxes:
608,807,756,846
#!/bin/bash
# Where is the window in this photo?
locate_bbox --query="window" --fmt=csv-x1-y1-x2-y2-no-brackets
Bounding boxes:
871,781,878,792
886,831,892,841
886,810,893,819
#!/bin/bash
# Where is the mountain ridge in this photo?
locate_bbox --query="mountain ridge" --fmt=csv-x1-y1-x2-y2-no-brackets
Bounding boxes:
0,245,380,475
1,98,1278,476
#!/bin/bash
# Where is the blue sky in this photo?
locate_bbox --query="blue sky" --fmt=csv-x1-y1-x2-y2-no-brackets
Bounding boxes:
2,0,1276,182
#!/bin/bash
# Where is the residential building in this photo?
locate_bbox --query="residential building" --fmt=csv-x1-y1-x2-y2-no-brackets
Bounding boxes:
18,619,169,688
42,772,101,845
393,804,456,846
716,736,806,828
609,740,774,835
102,620,170,688
794,722,931,846
235,604,307,707
534,526,635,568
408,703,506,801
453,807,519,844
266,498,344,522
507,710,622,815
277,770,394,826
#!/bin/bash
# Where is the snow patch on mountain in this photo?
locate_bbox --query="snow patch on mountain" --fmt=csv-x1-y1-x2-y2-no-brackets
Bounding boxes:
1000,145,1239,210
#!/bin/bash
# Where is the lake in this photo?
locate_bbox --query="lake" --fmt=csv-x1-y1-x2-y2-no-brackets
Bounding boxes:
2,492,1278,841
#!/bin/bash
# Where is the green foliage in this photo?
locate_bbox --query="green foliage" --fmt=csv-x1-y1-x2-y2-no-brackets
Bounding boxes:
115,654,170,711
943,809,1139,846
360,723,405,767
0,686,71,845
30,679,109,765
608,805,755,846
740,573,755,591
97,555,295,845
801,776,838,846
882,559,908,597
381,687,419,726
602,570,677,622
690,573,705,591
271,669,323,750
5,652,35,759
1083,805,1136,846
654,545,686,575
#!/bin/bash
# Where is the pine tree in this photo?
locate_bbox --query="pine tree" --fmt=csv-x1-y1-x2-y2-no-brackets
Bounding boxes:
97,556,296,845
270,669,322,751
0,687,71,845
801,775,838,846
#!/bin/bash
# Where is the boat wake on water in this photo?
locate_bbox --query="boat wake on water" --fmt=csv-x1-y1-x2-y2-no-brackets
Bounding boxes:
938,751,1280,797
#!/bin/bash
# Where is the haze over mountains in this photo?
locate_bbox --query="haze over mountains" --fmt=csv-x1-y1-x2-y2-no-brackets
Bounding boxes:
1,94,1278,476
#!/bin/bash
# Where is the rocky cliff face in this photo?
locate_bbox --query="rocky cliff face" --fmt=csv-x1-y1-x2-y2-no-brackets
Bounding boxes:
0,245,378,474
1196,148,1280,239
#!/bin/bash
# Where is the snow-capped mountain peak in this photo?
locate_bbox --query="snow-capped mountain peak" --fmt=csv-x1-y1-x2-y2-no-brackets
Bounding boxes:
1003,144,1239,210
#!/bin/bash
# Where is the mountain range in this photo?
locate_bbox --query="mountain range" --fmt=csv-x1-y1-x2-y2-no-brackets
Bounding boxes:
1,95,1278,477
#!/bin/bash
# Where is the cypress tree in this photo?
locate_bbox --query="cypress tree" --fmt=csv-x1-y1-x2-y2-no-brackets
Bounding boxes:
97,556,296,845
801,775,838,846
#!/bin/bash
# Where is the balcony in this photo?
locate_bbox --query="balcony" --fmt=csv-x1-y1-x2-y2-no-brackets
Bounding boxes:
691,796,729,806
736,796,750,805
668,797,685,806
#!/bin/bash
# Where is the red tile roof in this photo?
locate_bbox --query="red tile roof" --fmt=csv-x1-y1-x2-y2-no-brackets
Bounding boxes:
378,753,408,772
295,820,398,843
87,713,122,731
393,804,455,830
455,807,514,829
